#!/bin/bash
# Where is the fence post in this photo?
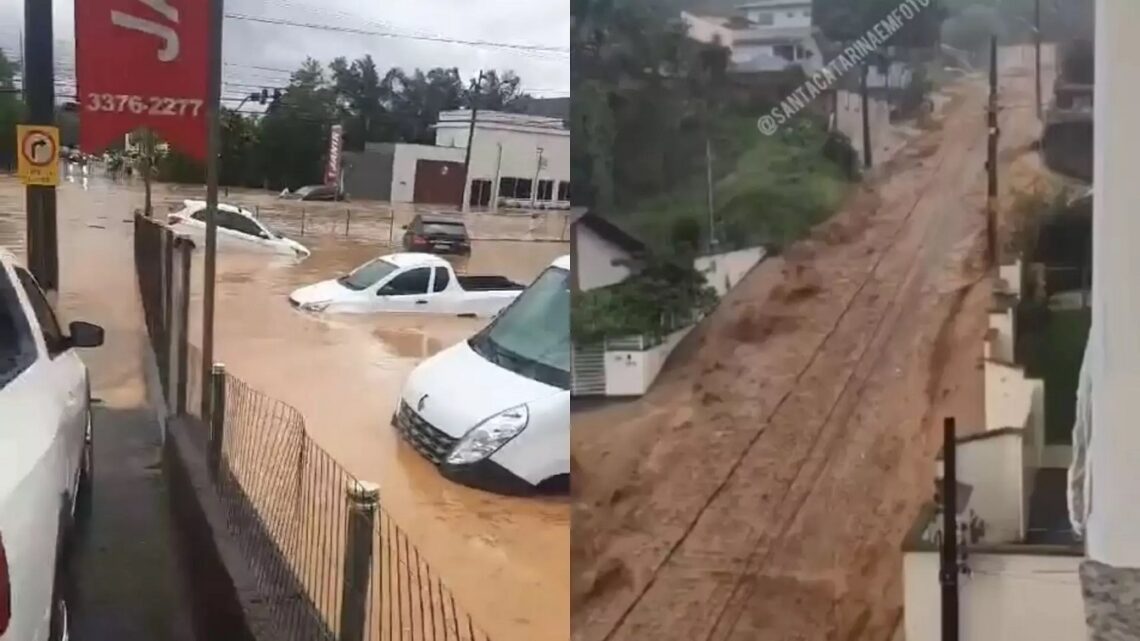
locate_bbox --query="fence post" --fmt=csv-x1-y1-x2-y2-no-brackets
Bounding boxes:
174,239,191,416
301,209,306,237
161,229,175,401
208,363,227,479
339,480,379,641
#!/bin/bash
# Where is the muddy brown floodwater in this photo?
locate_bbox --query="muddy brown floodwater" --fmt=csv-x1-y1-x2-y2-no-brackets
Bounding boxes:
0,178,571,641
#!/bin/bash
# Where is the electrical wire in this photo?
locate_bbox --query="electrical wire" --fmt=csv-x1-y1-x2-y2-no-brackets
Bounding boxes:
224,13,569,57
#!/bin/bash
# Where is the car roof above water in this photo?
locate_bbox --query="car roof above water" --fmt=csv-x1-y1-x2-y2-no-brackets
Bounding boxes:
383,252,452,269
182,199,256,219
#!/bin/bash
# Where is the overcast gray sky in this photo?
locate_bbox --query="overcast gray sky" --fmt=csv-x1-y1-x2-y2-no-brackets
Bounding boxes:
0,0,569,101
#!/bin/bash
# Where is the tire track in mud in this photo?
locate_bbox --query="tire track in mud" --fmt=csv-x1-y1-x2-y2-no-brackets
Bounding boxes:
597,85,989,641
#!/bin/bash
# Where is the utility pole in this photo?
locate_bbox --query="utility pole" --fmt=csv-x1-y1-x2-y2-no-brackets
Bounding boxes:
940,417,960,641
23,0,58,294
986,36,1000,268
530,146,545,208
1034,0,1042,120
143,130,154,217
460,70,485,212
200,0,224,418
705,137,716,250
860,62,873,169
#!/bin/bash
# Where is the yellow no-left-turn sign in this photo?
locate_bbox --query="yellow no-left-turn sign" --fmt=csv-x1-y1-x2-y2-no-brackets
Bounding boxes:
16,125,60,187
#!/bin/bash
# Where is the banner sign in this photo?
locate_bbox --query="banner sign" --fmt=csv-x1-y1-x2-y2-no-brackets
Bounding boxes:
76,0,210,160
325,125,343,187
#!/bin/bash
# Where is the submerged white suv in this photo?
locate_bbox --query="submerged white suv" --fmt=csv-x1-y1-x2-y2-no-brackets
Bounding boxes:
0,250,103,641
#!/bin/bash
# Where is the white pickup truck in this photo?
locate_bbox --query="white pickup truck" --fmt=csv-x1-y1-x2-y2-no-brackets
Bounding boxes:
288,252,525,317
0,249,104,641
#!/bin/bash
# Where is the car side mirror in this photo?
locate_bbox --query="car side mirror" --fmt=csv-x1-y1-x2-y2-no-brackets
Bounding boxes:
69,321,105,348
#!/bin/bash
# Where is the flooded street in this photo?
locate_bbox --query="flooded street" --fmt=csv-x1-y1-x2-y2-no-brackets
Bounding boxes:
0,176,571,641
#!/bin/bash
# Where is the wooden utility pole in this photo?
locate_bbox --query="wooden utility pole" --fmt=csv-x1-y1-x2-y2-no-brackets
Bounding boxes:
705,137,716,250
460,70,485,212
861,63,872,169
986,37,1000,268
200,0,224,417
940,417,960,641
23,0,58,293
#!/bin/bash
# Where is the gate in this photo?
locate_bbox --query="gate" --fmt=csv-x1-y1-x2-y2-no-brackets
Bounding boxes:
571,345,606,397
412,159,466,205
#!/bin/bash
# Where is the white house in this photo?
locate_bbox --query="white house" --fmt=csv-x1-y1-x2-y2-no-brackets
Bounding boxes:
681,0,824,74
570,212,646,293
901,263,1086,641
570,213,766,398
343,110,570,210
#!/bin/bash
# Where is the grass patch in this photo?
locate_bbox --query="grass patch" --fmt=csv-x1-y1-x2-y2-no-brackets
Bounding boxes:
1019,307,1090,445
610,119,850,252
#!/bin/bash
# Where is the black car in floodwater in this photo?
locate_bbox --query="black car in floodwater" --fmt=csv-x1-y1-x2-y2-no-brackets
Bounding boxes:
282,184,346,202
401,214,472,256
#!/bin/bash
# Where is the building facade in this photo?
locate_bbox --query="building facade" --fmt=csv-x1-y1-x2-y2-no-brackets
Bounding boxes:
341,110,570,210
682,0,823,75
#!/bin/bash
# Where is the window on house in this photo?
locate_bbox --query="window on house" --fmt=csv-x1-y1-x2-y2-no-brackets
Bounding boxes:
774,45,796,61
470,179,493,207
557,181,571,202
499,177,533,199
537,179,554,201
751,11,773,25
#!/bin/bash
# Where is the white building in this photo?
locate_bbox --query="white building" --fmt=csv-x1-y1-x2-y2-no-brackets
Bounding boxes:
681,1,823,74
342,110,570,210
901,262,1086,641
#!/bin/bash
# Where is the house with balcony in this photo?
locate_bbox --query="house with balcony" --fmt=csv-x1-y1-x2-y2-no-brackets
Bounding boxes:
681,0,824,75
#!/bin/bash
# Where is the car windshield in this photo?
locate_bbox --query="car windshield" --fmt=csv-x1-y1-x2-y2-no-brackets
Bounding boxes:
295,186,317,196
338,257,399,291
422,222,467,238
0,265,38,390
469,266,569,389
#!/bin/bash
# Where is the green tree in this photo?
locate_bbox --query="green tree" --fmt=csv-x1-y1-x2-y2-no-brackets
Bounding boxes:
258,58,336,190
330,55,395,150
814,0,947,47
941,4,1005,56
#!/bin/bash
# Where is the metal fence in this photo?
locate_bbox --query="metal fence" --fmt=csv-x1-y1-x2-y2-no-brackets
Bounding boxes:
133,213,493,641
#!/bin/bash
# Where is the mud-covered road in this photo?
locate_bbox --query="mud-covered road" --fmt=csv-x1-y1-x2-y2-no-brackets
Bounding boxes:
571,46,1052,641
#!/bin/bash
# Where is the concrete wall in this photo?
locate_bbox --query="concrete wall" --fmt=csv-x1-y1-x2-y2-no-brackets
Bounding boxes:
342,147,394,201
695,247,767,297
574,225,635,292
904,551,1085,641
603,327,693,396
389,144,465,204
941,432,1027,543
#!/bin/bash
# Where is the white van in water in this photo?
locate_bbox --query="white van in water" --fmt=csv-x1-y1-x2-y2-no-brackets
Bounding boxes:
392,255,570,494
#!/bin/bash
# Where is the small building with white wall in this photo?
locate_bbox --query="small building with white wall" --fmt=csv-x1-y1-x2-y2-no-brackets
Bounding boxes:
570,213,766,397
343,110,570,210
683,0,823,74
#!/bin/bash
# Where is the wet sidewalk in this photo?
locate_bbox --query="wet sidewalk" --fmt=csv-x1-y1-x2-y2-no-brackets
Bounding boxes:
66,405,198,641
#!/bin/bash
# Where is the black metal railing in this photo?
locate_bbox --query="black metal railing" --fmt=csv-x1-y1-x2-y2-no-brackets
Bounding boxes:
133,212,493,641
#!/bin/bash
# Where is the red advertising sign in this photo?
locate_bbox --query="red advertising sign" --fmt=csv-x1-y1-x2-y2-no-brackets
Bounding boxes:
76,0,210,160
325,125,343,187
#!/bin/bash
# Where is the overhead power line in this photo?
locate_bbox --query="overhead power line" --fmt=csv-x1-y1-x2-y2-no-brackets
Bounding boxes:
224,13,570,57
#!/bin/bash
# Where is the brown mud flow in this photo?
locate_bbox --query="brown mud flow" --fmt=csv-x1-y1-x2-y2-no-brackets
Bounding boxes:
0,180,570,641
571,45,1053,641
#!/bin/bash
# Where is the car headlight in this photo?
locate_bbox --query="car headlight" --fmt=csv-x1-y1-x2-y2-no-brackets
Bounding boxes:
300,300,331,312
445,405,529,465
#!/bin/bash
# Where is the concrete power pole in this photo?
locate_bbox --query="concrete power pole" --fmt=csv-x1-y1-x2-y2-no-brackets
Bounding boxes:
940,417,960,641
1035,0,1043,119
460,70,485,213
23,0,58,293
986,36,1000,268
861,63,873,169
